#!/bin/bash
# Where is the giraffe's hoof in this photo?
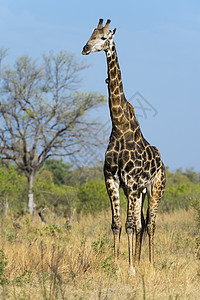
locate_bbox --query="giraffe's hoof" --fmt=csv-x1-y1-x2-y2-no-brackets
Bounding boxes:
128,266,136,276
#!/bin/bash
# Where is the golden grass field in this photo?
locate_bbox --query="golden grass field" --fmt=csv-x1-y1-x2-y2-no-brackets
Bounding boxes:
0,208,199,299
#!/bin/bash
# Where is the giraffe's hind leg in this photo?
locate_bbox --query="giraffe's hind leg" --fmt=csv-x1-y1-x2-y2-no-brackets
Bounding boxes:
146,168,166,265
135,190,146,262
125,186,144,274
105,177,121,262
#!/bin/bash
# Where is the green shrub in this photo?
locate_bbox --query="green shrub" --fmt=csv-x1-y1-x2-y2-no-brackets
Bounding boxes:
76,179,127,214
0,161,26,215
159,168,200,213
33,170,77,216
42,159,72,186
77,179,109,213
160,184,190,212
0,249,8,284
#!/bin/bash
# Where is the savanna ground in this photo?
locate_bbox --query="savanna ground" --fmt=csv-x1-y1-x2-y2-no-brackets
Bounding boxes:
0,208,199,300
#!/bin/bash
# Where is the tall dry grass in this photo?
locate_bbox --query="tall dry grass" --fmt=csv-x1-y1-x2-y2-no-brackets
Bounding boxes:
0,208,199,299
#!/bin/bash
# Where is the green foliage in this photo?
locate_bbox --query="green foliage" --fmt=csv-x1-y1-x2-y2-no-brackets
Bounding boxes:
42,159,72,186
0,159,200,221
0,249,8,284
33,170,78,216
191,196,200,230
100,255,117,274
190,185,200,254
165,167,191,188
65,164,104,186
92,234,110,254
15,270,32,286
0,161,26,214
0,162,24,198
44,224,63,235
77,179,109,213
92,234,117,274
76,179,127,213
160,168,200,213
184,168,200,184
160,183,190,212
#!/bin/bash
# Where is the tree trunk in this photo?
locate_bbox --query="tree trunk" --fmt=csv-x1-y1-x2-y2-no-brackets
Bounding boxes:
28,173,36,215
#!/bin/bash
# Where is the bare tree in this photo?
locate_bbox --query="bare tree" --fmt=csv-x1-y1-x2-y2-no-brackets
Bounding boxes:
0,50,105,214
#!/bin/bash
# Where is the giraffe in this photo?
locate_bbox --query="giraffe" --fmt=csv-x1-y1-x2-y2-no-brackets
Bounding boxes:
82,19,166,274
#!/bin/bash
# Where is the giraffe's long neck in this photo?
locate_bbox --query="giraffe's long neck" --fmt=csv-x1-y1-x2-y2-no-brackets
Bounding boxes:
105,41,130,126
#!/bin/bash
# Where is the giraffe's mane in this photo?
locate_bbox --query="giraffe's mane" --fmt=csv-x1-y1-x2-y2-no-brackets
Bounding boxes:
127,101,135,115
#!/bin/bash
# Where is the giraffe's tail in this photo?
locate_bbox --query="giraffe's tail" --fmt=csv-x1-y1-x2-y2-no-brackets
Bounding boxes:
141,209,147,239
144,208,149,236
141,189,148,238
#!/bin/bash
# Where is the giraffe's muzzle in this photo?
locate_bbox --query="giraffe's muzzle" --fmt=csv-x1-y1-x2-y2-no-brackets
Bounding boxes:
82,44,91,55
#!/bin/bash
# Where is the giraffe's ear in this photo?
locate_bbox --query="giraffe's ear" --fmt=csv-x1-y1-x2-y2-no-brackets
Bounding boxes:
112,28,117,36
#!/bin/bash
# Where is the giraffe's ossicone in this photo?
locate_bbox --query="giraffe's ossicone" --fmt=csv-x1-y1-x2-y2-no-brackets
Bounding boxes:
82,19,166,275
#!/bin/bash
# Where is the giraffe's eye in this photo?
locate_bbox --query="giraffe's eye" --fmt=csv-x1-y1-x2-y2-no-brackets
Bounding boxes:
101,37,107,40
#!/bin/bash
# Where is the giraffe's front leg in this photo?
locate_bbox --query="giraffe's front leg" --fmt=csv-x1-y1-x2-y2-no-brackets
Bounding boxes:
125,192,136,275
105,177,121,262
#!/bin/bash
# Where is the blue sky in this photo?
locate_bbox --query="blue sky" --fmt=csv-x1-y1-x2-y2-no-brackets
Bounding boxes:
0,0,200,171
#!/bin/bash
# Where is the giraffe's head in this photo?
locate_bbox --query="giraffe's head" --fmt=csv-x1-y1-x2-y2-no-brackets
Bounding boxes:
82,19,116,55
